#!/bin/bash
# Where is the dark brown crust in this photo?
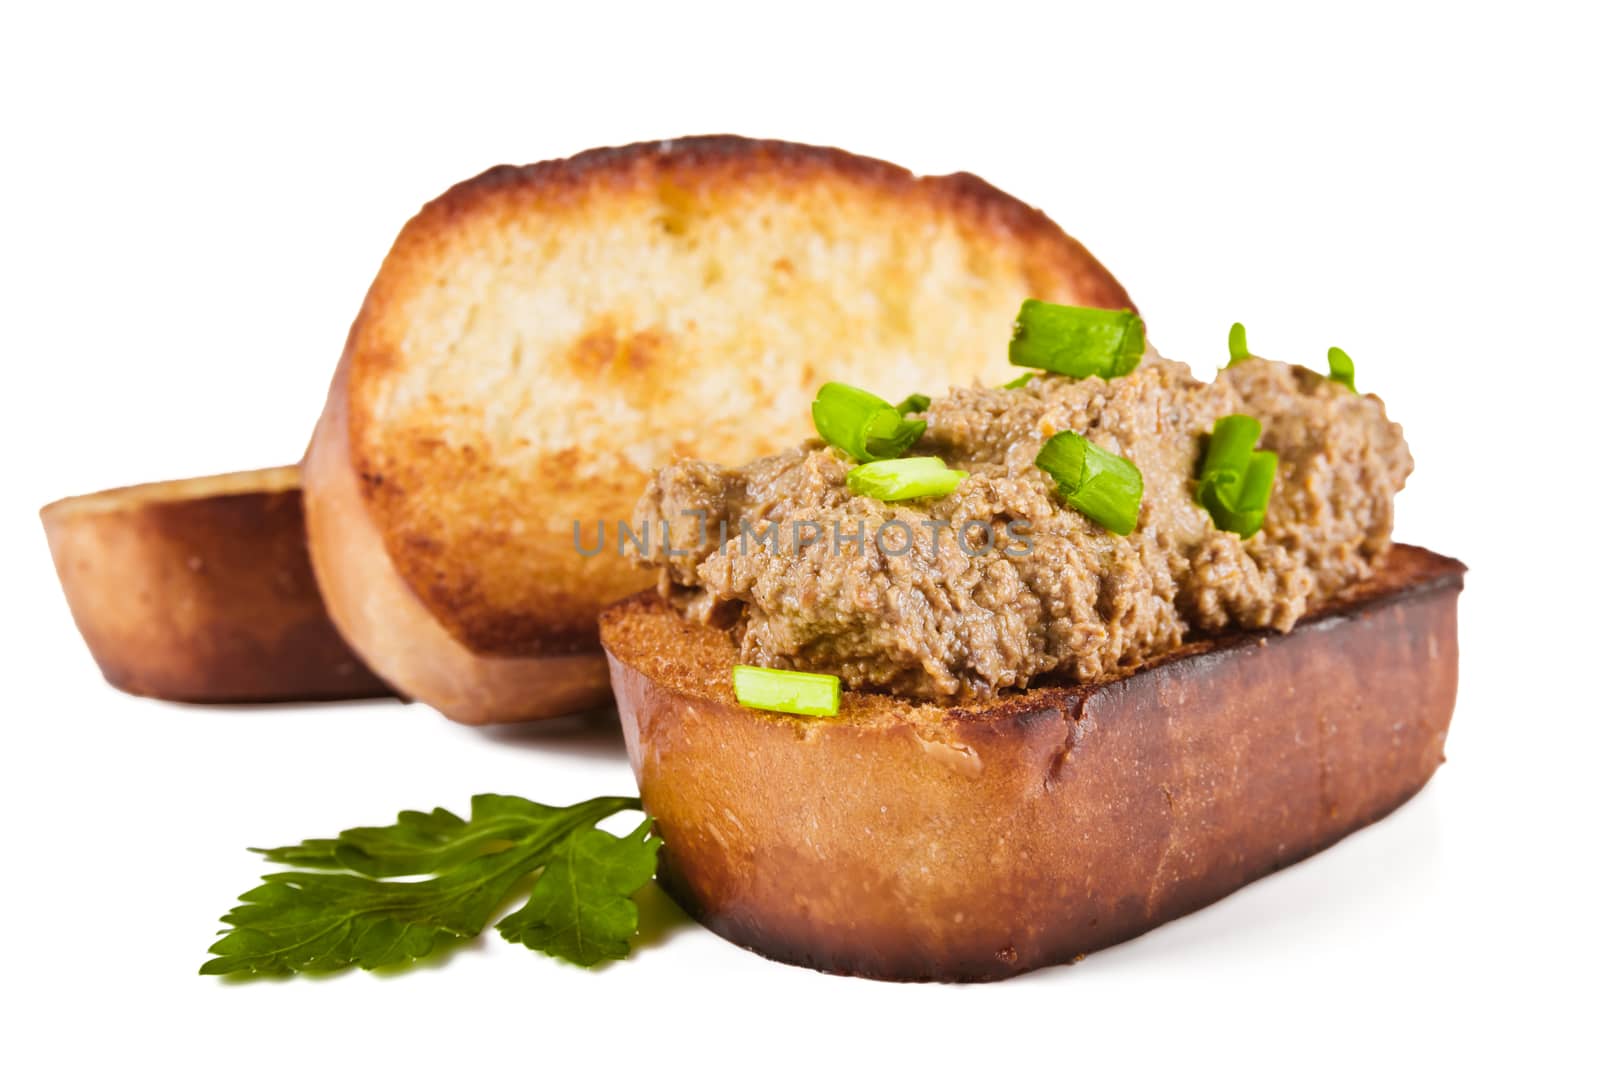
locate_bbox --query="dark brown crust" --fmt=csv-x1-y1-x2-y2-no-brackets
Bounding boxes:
601,545,1465,981
42,470,393,704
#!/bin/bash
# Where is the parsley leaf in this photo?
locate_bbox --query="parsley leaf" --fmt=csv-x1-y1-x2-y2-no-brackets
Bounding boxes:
202,844,542,976
250,794,615,877
497,818,663,966
202,794,654,977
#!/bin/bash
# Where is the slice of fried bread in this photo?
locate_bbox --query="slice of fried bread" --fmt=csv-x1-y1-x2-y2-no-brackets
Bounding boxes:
600,544,1465,981
43,468,391,703
305,135,1133,723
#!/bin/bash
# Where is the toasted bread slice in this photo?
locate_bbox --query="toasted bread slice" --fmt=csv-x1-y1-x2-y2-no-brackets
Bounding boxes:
42,468,391,703
600,544,1465,982
305,135,1133,724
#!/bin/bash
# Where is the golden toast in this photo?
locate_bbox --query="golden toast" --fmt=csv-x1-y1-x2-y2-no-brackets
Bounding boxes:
305,136,1133,723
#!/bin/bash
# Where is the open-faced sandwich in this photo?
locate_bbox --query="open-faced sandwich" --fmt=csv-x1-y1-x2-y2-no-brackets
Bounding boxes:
602,304,1464,981
32,137,1464,985
301,136,1131,724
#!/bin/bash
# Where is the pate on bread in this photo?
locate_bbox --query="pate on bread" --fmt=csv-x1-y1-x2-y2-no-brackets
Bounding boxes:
304,136,1133,722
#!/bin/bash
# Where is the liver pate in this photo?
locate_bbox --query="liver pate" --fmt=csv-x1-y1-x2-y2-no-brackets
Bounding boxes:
632,354,1412,700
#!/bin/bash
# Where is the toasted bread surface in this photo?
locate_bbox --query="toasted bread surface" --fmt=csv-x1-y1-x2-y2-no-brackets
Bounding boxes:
310,135,1132,722
600,544,1465,981
42,468,392,703
304,364,611,723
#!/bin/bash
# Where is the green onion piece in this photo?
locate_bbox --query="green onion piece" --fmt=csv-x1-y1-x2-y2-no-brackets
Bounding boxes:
1195,414,1278,538
1227,322,1253,367
1008,299,1145,380
1002,372,1037,389
732,665,840,717
846,456,969,502
1034,431,1143,535
895,393,931,415
1327,347,1356,391
812,382,927,462
1234,451,1278,528
1198,414,1262,485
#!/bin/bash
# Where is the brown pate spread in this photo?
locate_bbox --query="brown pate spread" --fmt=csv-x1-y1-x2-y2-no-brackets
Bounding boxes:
633,355,1410,701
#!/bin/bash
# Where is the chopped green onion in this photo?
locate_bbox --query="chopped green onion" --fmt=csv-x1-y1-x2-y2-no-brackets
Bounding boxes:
1227,322,1253,367
1034,431,1143,535
1008,299,1145,380
1198,414,1262,486
895,393,931,414
1235,452,1278,526
846,456,969,501
732,664,840,717
1195,414,1278,538
1327,347,1356,391
1001,371,1038,389
812,382,927,462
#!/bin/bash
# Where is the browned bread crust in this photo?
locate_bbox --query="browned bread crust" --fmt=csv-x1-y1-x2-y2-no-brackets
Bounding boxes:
306,135,1133,723
42,468,392,704
600,544,1465,981
304,364,610,722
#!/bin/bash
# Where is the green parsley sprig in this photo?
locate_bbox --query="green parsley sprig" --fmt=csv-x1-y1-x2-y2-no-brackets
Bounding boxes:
202,794,660,977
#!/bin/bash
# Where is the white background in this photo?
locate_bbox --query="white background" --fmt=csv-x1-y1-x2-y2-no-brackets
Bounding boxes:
3,2,1596,1063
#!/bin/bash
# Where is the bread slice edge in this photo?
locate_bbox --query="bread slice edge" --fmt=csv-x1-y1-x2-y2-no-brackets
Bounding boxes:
600,544,1465,980
42,467,393,704
303,359,611,722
